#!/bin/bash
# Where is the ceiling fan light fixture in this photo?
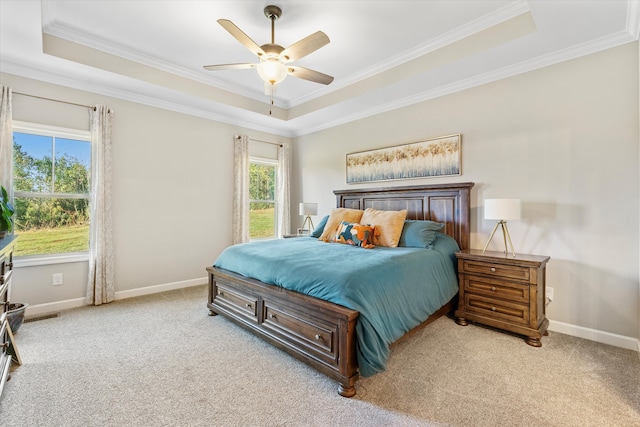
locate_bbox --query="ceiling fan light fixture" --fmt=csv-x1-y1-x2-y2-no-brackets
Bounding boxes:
257,58,288,85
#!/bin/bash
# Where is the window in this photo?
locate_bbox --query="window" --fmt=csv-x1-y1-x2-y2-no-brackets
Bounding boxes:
249,157,277,240
12,122,91,257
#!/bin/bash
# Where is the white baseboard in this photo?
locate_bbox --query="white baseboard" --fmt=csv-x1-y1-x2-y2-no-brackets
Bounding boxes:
24,277,207,317
549,320,639,352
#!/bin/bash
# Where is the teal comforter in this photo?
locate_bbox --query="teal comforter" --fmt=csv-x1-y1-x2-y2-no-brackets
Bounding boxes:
213,234,459,377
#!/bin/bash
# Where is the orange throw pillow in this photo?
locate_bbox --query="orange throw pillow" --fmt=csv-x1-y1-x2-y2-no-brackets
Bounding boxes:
318,208,364,242
359,208,407,247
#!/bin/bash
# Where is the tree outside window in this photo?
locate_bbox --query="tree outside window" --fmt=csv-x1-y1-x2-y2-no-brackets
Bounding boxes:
12,123,91,257
249,158,277,240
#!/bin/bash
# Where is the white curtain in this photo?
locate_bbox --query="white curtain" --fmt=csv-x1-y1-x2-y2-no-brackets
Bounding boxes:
87,105,114,305
232,135,250,244
0,86,13,196
276,143,290,238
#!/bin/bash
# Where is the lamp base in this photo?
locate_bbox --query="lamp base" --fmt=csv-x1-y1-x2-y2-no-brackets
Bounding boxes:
302,216,315,232
482,220,516,257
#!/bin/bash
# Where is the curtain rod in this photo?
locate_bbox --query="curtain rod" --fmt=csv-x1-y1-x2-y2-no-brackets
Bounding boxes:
235,135,283,147
13,91,114,113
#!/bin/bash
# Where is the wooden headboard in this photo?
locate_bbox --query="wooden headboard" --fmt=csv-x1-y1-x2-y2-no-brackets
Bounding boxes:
334,182,474,250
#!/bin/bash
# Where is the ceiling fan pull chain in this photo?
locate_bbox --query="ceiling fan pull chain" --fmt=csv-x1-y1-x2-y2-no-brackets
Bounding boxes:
269,87,274,115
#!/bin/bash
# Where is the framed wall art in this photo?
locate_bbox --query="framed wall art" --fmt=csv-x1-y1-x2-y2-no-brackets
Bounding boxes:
346,134,461,184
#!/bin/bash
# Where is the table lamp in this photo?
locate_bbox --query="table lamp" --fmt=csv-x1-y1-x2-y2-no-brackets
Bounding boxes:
299,202,317,233
482,198,521,257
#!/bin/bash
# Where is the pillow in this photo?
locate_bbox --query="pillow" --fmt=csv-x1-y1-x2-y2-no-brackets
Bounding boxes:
359,208,407,248
310,215,329,238
398,220,445,248
334,221,376,248
318,208,364,242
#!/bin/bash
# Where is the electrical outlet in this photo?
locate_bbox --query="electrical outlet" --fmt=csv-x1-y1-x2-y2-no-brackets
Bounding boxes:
52,273,64,286
546,286,554,304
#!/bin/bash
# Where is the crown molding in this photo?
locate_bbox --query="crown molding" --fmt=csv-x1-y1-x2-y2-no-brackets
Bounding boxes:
627,0,640,39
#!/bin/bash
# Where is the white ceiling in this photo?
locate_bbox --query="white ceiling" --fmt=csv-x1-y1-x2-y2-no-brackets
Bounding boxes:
1,1,638,137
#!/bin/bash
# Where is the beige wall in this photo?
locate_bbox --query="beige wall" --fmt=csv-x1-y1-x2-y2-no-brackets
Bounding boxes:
2,41,638,347
1,73,290,307
295,42,640,342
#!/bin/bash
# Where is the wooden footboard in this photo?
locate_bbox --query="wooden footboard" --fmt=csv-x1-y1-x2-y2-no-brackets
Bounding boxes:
206,266,360,397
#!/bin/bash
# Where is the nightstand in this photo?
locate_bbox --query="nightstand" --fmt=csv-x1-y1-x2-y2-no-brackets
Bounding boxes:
454,249,550,347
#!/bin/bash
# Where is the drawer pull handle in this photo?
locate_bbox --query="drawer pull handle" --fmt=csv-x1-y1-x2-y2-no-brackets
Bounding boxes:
491,307,496,312
218,291,224,297
245,303,252,309
491,287,496,292
490,267,496,272
315,334,321,340
269,313,276,320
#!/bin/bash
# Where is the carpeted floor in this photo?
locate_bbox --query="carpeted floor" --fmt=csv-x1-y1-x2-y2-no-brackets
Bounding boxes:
1,285,638,426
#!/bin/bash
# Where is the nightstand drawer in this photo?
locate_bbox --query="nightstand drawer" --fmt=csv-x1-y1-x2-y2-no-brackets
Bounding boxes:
462,275,529,304
464,294,529,325
462,260,530,281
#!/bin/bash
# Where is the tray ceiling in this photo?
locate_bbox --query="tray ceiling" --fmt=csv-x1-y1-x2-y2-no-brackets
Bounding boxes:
0,1,638,137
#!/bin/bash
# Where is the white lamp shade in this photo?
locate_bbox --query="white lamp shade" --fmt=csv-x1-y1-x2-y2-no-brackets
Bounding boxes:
484,199,521,221
299,202,318,216
257,59,288,85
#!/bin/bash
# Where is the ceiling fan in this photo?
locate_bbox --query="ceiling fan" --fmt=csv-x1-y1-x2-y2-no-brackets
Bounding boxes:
203,5,334,94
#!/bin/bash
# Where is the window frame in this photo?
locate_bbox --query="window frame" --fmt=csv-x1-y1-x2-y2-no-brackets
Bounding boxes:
249,156,278,241
12,121,92,266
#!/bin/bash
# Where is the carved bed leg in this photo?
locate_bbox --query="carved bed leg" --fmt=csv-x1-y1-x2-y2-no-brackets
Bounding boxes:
338,383,356,398
208,310,218,316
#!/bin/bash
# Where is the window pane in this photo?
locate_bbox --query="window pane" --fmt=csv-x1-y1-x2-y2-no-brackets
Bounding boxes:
249,202,275,239
13,132,53,193
55,138,91,194
14,196,90,256
249,163,275,201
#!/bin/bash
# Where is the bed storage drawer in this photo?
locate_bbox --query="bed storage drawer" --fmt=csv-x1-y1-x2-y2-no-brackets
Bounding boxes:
211,282,259,324
262,300,338,366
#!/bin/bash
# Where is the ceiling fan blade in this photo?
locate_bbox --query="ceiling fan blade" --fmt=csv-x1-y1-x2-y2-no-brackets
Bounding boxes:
217,19,265,57
203,63,257,71
281,31,330,62
287,65,334,85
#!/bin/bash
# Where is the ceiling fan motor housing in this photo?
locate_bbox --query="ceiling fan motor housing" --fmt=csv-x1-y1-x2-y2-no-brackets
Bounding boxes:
264,5,282,20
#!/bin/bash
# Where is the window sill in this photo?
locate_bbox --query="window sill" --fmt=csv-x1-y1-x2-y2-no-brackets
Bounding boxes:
14,252,89,268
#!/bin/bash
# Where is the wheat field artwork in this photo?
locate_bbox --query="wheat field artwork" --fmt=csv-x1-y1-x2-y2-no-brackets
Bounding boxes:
346,134,461,184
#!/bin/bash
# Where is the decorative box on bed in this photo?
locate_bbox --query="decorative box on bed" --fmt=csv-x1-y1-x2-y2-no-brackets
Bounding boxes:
207,182,473,397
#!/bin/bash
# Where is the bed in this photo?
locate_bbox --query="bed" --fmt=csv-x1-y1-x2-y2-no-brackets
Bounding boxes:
206,182,473,397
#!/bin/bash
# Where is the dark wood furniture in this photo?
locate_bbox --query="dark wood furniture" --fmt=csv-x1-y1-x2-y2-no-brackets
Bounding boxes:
454,249,550,347
207,182,473,397
0,234,18,400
